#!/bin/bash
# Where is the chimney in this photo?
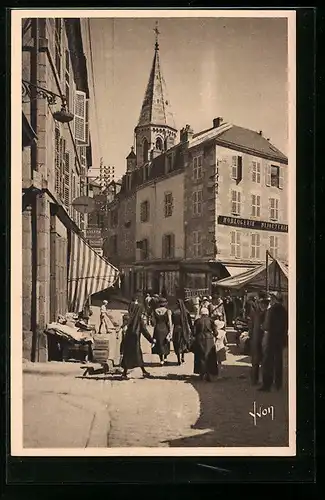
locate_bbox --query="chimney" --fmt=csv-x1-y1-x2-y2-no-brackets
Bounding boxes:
213,117,223,128
259,130,263,136
180,124,194,143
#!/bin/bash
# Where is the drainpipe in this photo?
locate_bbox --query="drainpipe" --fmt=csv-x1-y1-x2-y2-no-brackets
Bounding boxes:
30,18,39,362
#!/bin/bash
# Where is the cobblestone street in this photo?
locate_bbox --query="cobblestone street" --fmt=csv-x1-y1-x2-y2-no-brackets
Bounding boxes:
23,312,289,449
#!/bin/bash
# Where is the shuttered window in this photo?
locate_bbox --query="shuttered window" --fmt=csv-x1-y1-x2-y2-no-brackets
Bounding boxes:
252,161,261,183
278,166,284,189
193,189,203,216
269,235,279,258
251,194,261,217
231,190,241,215
74,90,86,142
162,233,175,259
265,164,272,186
85,100,90,145
164,192,173,217
64,150,70,209
251,233,261,259
231,155,243,181
55,125,61,196
54,19,62,78
269,198,279,220
193,231,202,257
230,231,241,258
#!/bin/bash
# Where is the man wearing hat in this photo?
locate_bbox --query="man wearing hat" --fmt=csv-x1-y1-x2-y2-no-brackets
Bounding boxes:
98,300,113,334
249,291,270,385
260,291,288,391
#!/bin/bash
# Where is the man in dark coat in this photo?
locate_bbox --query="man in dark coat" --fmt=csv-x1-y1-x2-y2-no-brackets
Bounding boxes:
259,292,288,391
249,292,269,385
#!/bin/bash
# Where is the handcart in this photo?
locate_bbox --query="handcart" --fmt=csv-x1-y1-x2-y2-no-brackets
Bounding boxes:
80,326,123,377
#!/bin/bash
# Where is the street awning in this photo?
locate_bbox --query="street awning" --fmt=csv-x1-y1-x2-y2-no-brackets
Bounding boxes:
224,266,252,278
216,259,288,291
68,231,120,313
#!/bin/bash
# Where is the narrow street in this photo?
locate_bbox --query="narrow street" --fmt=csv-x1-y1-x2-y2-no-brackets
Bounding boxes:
23,308,289,449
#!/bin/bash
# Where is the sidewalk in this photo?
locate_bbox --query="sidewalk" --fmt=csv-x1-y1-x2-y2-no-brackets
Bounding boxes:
23,368,113,448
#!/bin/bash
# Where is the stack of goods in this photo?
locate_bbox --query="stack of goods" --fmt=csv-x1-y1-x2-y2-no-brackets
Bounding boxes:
92,334,111,364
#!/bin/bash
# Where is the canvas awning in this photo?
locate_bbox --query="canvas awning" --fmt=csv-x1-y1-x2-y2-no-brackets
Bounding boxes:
68,231,120,313
224,266,252,278
216,259,288,292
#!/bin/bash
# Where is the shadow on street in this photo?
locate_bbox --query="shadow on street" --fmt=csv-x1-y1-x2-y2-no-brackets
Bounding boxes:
161,363,289,448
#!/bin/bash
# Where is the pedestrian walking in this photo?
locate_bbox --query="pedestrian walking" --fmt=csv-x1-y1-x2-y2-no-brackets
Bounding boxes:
214,317,227,370
151,297,172,365
249,293,269,385
193,296,200,320
171,298,193,365
209,293,226,322
199,296,211,315
128,296,139,315
98,300,113,334
120,304,154,380
144,292,153,326
223,294,234,327
259,292,288,392
192,307,219,382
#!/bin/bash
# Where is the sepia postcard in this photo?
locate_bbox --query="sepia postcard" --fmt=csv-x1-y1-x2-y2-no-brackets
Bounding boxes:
11,8,296,457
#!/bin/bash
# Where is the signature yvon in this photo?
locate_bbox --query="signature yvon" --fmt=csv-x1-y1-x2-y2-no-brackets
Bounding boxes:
249,401,275,426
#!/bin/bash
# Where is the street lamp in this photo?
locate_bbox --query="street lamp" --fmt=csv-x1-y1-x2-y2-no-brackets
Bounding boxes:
22,80,74,123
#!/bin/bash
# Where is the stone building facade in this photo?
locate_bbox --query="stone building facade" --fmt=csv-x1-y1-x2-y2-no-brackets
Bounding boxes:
22,18,92,360
103,28,288,299
183,118,288,290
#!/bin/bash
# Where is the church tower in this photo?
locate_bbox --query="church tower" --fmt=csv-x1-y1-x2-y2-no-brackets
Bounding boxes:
134,22,177,168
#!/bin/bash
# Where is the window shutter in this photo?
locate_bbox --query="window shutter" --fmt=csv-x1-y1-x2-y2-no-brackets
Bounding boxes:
237,156,243,181
64,151,70,208
171,233,175,258
236,232,241,257
55,126,60,196
74,90,86,142
162,235,166,259
278,166,284,189
265,164,271,186
59,137,65,200
232,156,238,179
84,99,90,146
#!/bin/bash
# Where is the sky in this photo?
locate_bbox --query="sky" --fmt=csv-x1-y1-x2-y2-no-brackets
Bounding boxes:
84,16,288,179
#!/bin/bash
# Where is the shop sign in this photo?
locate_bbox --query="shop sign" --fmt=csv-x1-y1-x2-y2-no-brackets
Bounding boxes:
85,227,102,239
87,238,103,248
217,215,288,233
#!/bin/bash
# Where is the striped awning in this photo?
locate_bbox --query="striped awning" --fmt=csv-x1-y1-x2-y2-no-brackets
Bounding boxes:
68,231,120,313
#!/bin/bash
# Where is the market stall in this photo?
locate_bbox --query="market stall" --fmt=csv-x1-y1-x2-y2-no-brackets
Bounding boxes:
216,258,288,293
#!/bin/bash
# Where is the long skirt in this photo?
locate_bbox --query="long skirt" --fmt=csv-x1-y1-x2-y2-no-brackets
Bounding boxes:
172,326,189,355
152,324,170,356
120,332,144,370
193,334,219,376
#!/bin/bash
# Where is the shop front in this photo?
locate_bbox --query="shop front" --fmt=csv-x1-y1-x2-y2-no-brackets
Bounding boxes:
133,260,181,300
179,260,230,297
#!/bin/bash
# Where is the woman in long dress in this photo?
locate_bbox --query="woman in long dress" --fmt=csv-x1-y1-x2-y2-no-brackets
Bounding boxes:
171,299,193,365
152,297,172,365
214,317,227,370
120,304,154,380
192,307,219,382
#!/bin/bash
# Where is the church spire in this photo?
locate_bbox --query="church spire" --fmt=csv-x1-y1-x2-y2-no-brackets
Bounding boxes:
136,21,176,130
154,20,160,51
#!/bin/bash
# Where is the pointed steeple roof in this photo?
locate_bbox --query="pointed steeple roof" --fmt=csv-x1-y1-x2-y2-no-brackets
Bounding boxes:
136,23,176,130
